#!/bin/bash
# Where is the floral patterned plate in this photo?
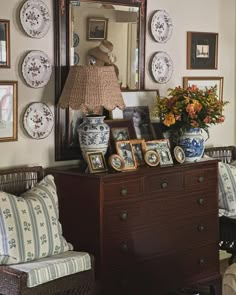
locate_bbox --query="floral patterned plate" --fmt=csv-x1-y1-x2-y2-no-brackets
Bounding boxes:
150,51,173,84
22,50,52,88
20,0,50,38
150,10,173,43
23,102,54,139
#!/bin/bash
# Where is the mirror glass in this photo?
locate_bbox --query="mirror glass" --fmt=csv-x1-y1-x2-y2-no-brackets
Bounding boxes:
54,0,146,161
70,2,139,90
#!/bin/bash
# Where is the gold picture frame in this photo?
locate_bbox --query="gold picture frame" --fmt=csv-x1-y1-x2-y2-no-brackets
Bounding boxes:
183,76,223,101
116,140,137,171
0,81,18,142
86,151,108,173
87,17,108,41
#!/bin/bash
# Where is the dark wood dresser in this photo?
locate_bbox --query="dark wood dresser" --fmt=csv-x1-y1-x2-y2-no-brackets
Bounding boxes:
47,159,221,295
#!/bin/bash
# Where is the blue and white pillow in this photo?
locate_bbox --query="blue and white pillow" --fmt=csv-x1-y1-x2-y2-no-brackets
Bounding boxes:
0,175,71,265
218,162,236,218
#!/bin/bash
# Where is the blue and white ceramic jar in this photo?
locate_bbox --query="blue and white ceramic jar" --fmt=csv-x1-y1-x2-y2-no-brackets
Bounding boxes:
78,116,110,159
178,128,205,162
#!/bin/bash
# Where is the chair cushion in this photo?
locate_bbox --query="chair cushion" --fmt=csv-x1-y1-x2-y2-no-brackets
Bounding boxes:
218,162,236,218
0,175,71,265
10,251,91,288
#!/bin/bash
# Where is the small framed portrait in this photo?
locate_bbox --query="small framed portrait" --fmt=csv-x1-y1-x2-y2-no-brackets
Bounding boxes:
108,154,125,172
0,20,10,68
174,146,185,164
87,17,108,41
144,150,160,167
123,106,153,141
130,139,146,166
116,141,137,171
86,151,108,173
187,31,218,69
158,147,173,167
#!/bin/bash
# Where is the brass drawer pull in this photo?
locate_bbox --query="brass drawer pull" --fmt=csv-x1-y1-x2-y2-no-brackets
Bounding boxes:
120,243,129,253
120,188,128,196
161,182,168,189
197,224,205,232
197,198,205,205
198,176,204,183
120,211,128,221
199,258,205,265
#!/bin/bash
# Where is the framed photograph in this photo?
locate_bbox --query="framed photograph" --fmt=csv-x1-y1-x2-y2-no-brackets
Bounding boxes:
187,32,218,69
130,139,146,166
0,81,17,142
151,122,165,139
145,139,170,152
108,154,125,171
87,17,108,41
116,140,137,171
0,20,10,68
174,146,185,164
183,76,223,101
145,140,173,166
144,150,160,167
86,151,108,173
123,106,153,141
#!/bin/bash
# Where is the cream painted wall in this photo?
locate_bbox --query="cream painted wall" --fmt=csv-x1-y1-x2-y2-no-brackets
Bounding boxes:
0,0,79,168
0,0,235,169
145,0,236,147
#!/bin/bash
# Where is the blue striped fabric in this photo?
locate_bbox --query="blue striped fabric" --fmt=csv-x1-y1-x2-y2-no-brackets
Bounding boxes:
0,175,71,265
11,251,91,287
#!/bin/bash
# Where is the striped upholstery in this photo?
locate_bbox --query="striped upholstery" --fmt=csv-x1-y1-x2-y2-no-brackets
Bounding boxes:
0,175,71,265
10,251,91,287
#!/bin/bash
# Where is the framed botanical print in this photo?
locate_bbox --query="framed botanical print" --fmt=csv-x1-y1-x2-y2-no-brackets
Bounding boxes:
0,20,10,68
0,81,17,142
187,31,218,69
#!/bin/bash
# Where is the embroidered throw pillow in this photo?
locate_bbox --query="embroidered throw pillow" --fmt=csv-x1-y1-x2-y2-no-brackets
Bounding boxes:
218,162,236,218
0,175,71,265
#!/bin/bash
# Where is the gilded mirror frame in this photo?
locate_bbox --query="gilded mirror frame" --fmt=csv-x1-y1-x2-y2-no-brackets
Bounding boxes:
54,0,146,161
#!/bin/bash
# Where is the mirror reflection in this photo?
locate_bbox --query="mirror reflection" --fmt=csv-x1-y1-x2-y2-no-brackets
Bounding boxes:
70,2,139,90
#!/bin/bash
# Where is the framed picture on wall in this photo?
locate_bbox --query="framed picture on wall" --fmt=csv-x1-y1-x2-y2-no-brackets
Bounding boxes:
0,81,17,142
183,76,224,101
187,31,218,69
87,17,108,41
0,20,10,68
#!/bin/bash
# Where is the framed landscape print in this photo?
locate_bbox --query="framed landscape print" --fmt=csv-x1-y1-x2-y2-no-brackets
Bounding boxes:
0,81,17,142
187,32,218,69
87,17,108,41
183,76,223,101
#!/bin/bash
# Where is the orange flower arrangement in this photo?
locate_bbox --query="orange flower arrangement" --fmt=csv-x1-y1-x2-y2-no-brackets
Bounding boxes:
152,85,228,136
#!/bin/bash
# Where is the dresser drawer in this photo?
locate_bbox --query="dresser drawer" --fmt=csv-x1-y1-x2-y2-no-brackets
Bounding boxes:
103,178,144,202
102,213,218,262
146,172,184,195
101,243,219,294
185,168,217,189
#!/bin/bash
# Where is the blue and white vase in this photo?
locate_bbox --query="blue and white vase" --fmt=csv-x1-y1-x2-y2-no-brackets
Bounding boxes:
78,116,110,159
178,128,205,162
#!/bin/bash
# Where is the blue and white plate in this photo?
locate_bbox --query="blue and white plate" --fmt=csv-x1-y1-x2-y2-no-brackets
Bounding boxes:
150,51,173,84
74,52,80,65
150,10,173,43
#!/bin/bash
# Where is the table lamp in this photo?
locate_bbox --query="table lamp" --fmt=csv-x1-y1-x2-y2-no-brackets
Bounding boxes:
58,65,125,159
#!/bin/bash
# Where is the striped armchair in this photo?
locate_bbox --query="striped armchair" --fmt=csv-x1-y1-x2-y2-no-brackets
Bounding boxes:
0,166,95,295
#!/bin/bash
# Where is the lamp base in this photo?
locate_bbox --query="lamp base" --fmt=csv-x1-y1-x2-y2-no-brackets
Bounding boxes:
78,115,110,161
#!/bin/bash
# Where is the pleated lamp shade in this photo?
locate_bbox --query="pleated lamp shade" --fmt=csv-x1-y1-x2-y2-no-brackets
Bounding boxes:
57,65,125,113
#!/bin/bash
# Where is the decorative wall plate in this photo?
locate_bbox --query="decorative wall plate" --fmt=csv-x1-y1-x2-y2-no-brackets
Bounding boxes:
74,52,80,65
20,0,50,39
73,33,79,47
150,51,173,84
150,10,173,43
22,50,52,88
23,102,54,139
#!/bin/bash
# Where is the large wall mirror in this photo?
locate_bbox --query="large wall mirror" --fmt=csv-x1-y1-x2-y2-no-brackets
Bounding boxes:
54,0,146,161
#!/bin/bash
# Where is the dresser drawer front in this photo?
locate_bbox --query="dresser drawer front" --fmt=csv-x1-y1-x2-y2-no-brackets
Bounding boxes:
103,178,144,202
102,213,218,262
101,244,219,294
146,172,184,195
185,168,217,189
